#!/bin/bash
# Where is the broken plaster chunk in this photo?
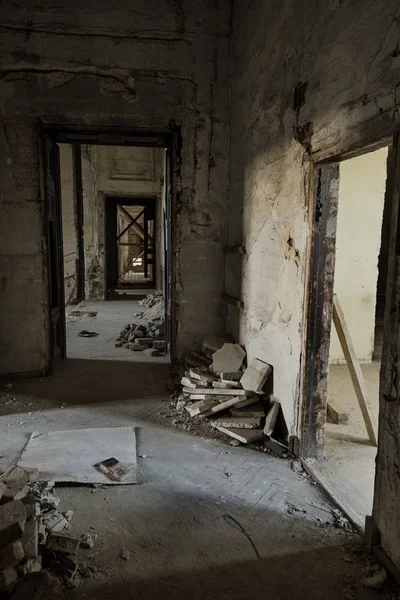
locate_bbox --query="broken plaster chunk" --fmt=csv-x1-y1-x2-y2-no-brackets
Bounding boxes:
46,532,80,555
230,401,265,418
22,519,38,559
263,400,280,436
212,343,246,375
185,399,220,417
362,568,387,589
0,541,25,570
80,533,95,549
181,377,196,389
0,566,18,591
120,548,130,561
212,416,262,429
0,500,26,548
41,510,68,533
215,425,265,444
240,358,272,393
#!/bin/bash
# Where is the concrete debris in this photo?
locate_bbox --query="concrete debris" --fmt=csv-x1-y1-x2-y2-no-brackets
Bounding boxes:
0,501,26,548
115,305,166,356
361,568,387,589
46,533,80,556
291,460,303,473
240,358,272,393
0,466,94,595
80,534,95,549
202,334,233,353
332,508,352,531
176,339,285,451
264,400,280,436
120,548,130,561
94,457,133,482
211,343,246,375
212,416,262,429
214,426,265,444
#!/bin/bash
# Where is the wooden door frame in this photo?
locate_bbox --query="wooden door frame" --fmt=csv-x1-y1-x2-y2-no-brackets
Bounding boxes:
41,121,180,370
300,137,395,459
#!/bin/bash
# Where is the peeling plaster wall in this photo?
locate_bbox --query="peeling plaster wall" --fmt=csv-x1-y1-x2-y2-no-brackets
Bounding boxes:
59,144,78,305
227,0,400,442
0,0,230,375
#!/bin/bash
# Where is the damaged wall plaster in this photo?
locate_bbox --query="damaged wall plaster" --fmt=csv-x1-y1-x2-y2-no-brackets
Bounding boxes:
227,1,400,438
0,0,230,375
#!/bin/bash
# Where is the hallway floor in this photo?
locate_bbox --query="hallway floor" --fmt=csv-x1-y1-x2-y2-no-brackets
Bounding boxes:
66,300,169,363
0,361,396,599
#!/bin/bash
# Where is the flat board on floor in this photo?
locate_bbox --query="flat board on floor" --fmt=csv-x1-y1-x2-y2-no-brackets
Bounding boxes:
17,427,137,485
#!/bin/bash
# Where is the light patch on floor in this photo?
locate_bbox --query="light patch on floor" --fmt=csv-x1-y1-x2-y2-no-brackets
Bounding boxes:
309,362,379,529
66,300,169,363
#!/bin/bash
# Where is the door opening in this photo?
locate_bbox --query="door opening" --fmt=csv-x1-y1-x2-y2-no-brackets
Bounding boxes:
42,126,177,369
301,139,396,528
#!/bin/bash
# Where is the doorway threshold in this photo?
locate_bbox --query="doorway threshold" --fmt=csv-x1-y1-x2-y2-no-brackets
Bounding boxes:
301,456,372,531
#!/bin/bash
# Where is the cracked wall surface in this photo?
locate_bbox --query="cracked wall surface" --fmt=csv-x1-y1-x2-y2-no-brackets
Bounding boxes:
227,1,400,435
0,0,230,375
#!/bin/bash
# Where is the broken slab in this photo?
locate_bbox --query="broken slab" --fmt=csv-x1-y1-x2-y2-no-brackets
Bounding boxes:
212,416,262,429
0,541,24,569
185,387,246,396
189,369,214,383
202,334,233,353
240,358,272,393
220,371,243,381
212,380,241,389
199,395,248,419
234,394,260,409
212,343,246,375
0,566,18,591
0,501,26,548
22,519,38,559
46,533,80,555
215,425,265,444
230,401,265,418
185,399,220,417
18,427,137,485
264,401,280,436
181,377,197,389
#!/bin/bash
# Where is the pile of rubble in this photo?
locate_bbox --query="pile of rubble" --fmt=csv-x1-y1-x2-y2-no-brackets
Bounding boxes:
0,466,95,596
174,336,286,452
115,316,166,356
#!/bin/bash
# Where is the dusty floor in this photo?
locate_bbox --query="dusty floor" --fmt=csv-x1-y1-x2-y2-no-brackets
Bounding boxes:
0,360,397,599
309,362,379,529
66,300,168,363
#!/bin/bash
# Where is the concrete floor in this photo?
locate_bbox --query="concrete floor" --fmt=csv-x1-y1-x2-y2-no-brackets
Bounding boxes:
66,300,169,363
0,360,396,599
309,362,379,529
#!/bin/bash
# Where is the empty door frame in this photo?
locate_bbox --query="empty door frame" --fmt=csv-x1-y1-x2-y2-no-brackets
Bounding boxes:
105,196,157,292
41,122,180,371
300,137,395,460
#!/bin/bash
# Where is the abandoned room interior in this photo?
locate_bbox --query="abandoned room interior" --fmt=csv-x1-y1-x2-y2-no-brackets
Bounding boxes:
1,0,400,598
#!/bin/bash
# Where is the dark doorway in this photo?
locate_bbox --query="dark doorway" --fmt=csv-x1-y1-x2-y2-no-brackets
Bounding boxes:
105,197,157,295
41,125,178,371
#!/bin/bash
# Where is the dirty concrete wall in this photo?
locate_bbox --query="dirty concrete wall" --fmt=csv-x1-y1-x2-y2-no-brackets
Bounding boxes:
227,0,400,446
81,145,164,299
330,148,387,363
59,144,78,305
0,0,230,375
